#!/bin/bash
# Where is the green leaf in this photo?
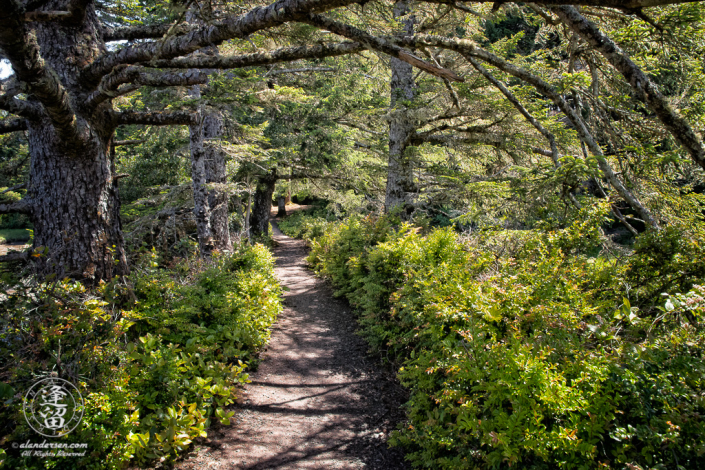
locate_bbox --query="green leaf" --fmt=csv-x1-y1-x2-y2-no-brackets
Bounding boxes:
0,383,14,401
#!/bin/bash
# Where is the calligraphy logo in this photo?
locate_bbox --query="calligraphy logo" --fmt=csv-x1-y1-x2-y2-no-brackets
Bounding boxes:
23,378,84,438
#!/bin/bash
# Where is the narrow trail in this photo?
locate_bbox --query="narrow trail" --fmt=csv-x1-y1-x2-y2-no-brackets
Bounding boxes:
175,219,409,469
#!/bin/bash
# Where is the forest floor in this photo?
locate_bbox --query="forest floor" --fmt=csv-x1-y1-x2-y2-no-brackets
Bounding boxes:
171,210,409,470
0,242,28,257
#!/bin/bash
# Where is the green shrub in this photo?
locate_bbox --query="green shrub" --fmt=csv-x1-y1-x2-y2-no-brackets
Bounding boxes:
295,206,705,469
0,243,281,469
0,189,32,230
278,210,332,242
626,224,705,309
0,228,30,243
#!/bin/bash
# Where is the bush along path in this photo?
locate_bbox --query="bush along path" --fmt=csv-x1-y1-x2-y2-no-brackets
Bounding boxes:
174,220,409,469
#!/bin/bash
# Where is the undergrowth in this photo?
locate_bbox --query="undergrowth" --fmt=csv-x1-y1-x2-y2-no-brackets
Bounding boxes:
282,204,705,469
278,209,332,242
0,228,30,244
0,243,282,469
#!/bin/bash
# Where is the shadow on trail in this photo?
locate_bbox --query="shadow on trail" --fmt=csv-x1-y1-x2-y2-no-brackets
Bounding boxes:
174,216,409,470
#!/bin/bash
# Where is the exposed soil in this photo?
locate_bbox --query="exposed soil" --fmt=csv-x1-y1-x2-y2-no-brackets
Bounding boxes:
0,243,29,257
174,216,409,469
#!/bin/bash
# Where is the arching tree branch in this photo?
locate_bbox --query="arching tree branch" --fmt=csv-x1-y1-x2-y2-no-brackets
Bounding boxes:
0,94,42,120
1,183,26,194
0,198,32,214
270,66,335,74
552,5,705,171
114,110,197,127
0,118,27,134
302,14,464,82
0,250,29,263
83,0,363,84
113,139,146,147
149,41,365,69
467,55,559,165
23,0,89,25
24,10,71,22
466,0,698,7
87,68,208,108
102,23,193,42
421,0,483,17
0,77,42,119
411,132,505,146
396,34,660,229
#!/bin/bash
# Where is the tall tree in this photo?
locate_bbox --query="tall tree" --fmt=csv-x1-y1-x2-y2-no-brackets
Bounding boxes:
386,0,418,217
0,0,456,280
1,0,700,280
186,4,231,254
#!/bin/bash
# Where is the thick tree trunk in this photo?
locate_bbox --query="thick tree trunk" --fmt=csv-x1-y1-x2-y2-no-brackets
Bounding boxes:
19,2,128,282
202,111,231,251
249,172,277,238
189,97,215,256
385,0,417,219
186,8,231,252
277,196,287,217
27,121,127,280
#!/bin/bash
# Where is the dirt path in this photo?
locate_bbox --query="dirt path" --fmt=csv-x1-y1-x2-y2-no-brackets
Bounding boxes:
176,220,408,469
0,243,29,257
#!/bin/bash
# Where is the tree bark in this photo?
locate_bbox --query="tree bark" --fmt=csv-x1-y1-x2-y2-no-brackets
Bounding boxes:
26,119,127,281
0,118,28,134
189,93,215,256
424,0,700,7
303,14,462,83
185,4,231,253
150,41,365,70
230,195,244,235
6,1,129,282
245,185,252,243
277,196,287,217
385,0,417,219
249,172,277,238
83,0,366,83
202,110,231,251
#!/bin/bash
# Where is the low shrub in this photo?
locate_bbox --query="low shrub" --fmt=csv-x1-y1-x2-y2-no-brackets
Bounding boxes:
0,243,281,469
0,188,32,230
278,210,332,243
0,228,30,244
293,206,705,469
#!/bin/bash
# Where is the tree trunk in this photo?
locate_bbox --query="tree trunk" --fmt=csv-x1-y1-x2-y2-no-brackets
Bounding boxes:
245,186,252,243
385,0,417,219
249,172,277,238
277,196,287,217
229,195,243,235
189,95,215,256
203,110,231,251
27,121,127,281
285,165,292,204
186,7,231,252
20,2,128,282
